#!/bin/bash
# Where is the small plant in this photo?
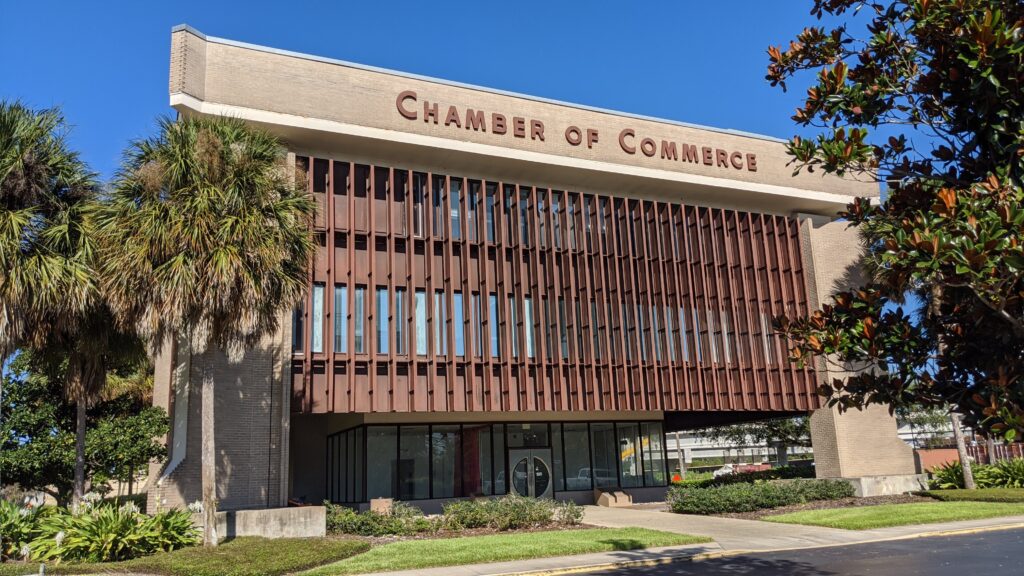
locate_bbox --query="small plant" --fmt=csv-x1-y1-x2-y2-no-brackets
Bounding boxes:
555,500,584,526
990,459,1024,488
26,504,198,563
441,499,491,530
1,500,51,561
324,501,437,536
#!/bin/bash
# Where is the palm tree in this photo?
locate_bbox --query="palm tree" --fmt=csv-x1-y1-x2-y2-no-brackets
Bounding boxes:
0,102,99,507
98,115,314,546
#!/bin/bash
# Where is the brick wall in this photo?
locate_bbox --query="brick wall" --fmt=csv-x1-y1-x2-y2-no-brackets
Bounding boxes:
146,316,291,513
800,217,916,478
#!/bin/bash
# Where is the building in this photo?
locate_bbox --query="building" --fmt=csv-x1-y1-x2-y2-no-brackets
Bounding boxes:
147,25,920,515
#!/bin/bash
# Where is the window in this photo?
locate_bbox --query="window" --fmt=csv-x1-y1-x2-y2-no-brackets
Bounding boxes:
432,425,461,498
398,426,429,500
592,301,601,359
504,185,516,245
485,183,496,243
665,307,675,362
679,308,690,361
763,313,775,365
376,288,389,354
519,187,530,246
415,290,427,356
432,175,445,238
311,283,325,353
434,290,447,355
412,173,425,238
707,309,719,363
450,178,461,240
354,286,366,354
617,423,643,488
462,424,492,496
524,296,535,358
537,190,546,248
367,426,397,499
642,422,667,486
558,298,569,359
562,423,591,491
568,194,577,250
552,192,562,249
692,308,703,362
489,293,500,357
291,303,304,353
471,293,482,357
508,295,519,358
722,309,732,363
590,423,618,489
651,305,662,362
334,285,348,353
493,424,507,494
636,304,647,361
395,288,407,355
467,180,479,241
453,292,465,356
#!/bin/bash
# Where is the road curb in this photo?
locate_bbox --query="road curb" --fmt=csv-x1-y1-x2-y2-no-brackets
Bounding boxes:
489,521,1024,576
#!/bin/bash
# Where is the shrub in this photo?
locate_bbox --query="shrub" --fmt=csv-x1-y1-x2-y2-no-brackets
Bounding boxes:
27,504,198,563
324,501,440,536
441,499,491,530
485,494,555,530
991,459,1024,488
673,466,815,489
1,500,52,561
667,479,855,515
555,500,584,526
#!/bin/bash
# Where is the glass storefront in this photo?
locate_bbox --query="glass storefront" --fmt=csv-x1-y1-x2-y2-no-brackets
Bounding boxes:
325,420,667,503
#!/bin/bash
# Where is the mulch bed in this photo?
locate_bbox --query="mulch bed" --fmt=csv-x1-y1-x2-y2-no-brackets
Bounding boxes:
718,494,935,521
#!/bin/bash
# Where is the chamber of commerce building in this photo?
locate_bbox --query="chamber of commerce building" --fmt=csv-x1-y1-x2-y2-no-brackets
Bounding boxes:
148,25,921,516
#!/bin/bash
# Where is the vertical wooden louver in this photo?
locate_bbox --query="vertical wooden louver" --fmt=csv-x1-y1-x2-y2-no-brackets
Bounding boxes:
292,156,818,415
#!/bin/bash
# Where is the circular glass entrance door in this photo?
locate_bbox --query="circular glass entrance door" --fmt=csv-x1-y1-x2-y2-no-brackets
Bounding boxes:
512,457,530,497
532,456,552,499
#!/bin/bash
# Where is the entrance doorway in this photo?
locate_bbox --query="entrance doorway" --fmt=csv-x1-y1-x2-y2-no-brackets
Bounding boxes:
508,448,553,498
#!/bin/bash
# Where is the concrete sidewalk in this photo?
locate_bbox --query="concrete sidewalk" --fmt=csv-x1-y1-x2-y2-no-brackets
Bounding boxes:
354,508,1024,576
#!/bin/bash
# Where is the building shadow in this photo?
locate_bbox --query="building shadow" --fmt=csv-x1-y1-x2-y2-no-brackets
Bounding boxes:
596,551,837,576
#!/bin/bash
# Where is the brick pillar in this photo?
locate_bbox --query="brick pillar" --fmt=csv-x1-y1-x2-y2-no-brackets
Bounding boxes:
799,216,917,489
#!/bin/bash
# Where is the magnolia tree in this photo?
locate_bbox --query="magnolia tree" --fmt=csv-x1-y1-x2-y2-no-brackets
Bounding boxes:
767,0,1023,481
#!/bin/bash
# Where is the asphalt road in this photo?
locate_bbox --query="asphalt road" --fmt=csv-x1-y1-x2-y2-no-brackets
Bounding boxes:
588,527,1024,576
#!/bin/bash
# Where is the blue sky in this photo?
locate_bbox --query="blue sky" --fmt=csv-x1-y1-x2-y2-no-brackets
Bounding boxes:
2,1,832,181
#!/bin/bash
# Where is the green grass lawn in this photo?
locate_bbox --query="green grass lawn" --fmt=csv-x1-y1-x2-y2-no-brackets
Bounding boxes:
0,536,369,576
303,528,711,575
922,488,1024,503
765,501,1024,530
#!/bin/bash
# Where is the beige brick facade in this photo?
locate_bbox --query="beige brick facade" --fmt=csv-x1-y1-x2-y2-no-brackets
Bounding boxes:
800,217,916,478
146,320,291,513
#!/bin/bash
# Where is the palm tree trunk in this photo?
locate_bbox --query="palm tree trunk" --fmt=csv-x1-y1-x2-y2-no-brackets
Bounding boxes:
73,400,87,511
201,361,219,546
775,442,790,467
987,435,997,464
951,412,975,489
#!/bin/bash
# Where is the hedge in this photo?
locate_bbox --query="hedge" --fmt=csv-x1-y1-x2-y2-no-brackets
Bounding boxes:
673,465,816,489
667,478,855,515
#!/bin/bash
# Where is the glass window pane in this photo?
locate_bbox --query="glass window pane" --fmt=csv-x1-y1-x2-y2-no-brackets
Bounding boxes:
354,286,366,354
395,288,406,355
367,426,397,499
519,188,530,246
453,292,465,356
334,285,348,353
489,293,500,357
311,284,325,353
292,303,304,353
462,424,492,496
563,423,591,491
493,424,506,495
415,290,427,356
472,293,482,358
553,424,564,492
618,423,643,488
354,427,364,501
412,173,425,238
468,181,479,242
450,179,461,240
398,425,430,500
642,422,667,487
431,425,461,498
485,183,496,243
376,288,389,354
434,290,447,355
524,296,535,358
508,296,518,358
589,423,618,488
432,175,445,238
506,423,548,448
